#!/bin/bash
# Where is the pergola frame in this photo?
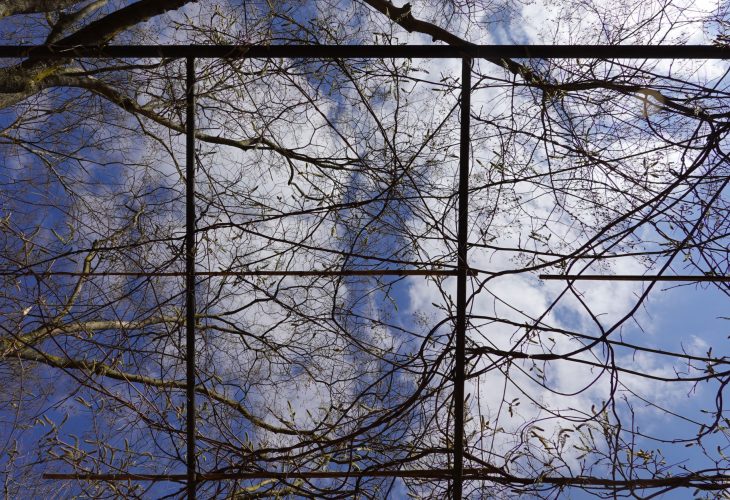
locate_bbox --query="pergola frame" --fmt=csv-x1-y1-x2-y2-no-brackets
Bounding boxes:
2,43,729,499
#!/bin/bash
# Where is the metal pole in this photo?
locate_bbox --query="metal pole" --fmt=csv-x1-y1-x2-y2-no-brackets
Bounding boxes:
2,44,729,59
0,269,470,278
39,468,494,481
540,274,730,282
40,469,730,488
185,55,197,500
453,57,471,500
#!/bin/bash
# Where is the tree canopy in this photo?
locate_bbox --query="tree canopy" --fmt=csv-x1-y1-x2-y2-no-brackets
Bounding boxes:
1,0,729,498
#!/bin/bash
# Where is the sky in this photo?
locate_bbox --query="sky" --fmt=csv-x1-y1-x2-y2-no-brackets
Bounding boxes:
0,0,729,498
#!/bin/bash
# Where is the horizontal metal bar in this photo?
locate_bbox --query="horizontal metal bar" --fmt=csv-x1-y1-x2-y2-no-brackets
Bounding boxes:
0,45,727,59
0,269,466,278
43,470,458,481
540,274,730,282
41,469,730,488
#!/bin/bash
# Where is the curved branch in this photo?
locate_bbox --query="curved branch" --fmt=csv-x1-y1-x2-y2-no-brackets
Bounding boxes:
0,0,82,19
14,346,315,436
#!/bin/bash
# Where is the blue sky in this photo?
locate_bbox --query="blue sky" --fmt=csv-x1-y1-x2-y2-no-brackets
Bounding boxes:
1,1,729,499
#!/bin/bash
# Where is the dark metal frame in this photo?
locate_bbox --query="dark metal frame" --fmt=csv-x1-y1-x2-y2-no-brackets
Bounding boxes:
541,274,730,282
1,44,729,58
185,55,197,499
2,43,727,500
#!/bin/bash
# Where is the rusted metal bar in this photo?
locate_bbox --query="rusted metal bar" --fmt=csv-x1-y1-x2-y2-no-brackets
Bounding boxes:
42,470,456,481
540,274,730,282
1,44,728,59
41,470,730,489
0,269,466,277
453,56,471,500
185,55,197,500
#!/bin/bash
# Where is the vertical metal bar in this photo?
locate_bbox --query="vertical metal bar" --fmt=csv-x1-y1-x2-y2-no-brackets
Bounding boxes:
453,57,471,500
185,56,197,500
